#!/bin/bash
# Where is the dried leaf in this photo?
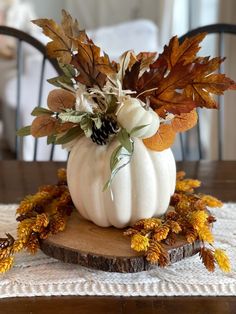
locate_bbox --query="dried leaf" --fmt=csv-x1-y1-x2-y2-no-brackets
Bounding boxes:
32,18,72,63
159,33,206,70
72,43,115,88
47,89,75,112
152,91,196,118
184,57,236,108
143,124,176,151
137,51,157,76
171,109,198,132
32,10,86,63
117,50,137,82
16,125,31,137
136,57,167,94
31,107,54,117
122,60,141,91
199,247,215,272
31,116,57,137
55,126,83,145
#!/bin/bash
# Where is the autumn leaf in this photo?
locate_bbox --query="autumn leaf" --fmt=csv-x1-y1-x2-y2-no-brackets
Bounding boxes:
122,61,141,92
143,124,176,151
137,62,196,117
151,91,196,118
171,109,198,132
184,57,236,108
31,116,57,137
72,43,116,88
135,57,168,94
137,52,157,76
32,19,72,64
117,50,137,81
159,33,206,70
32,10,87,63
47,89,75,112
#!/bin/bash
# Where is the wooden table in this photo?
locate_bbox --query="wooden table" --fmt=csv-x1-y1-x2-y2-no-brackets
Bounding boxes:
0,160,236,314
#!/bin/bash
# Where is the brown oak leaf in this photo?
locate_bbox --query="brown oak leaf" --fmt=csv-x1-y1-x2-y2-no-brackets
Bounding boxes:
72,43,116,88
32,10,86,63
158,33,206,70
184,57,236,108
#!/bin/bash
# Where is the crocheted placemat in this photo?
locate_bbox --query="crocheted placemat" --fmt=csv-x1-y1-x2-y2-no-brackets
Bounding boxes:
0,204,235,298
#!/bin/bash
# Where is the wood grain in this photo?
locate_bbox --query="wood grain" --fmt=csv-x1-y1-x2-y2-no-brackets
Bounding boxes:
40,211,200,273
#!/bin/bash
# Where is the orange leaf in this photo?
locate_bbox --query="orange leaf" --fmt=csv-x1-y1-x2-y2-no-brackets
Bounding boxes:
33,10,87,63
143,124,176,151
184,57,236,108
171,110,198,132
152,91,196,118
159,33,206,70
31,116,57,137
47,89,75,112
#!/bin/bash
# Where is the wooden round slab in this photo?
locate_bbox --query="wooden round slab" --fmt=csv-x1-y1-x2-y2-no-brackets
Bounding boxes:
40,212,201,273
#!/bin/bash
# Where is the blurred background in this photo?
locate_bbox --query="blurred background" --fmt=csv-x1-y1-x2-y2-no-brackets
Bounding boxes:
0,0,235,160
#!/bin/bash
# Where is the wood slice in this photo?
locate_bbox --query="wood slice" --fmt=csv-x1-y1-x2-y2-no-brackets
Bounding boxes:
40,212,201,273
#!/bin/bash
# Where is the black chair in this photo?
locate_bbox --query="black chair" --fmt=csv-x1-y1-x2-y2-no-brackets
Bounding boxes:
0,26,61,160
178,23,236,160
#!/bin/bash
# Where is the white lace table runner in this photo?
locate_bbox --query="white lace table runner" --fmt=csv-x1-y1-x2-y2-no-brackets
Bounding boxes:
0,203,236,298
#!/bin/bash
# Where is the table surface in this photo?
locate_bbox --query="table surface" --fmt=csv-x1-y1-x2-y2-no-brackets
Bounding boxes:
0,160,236,314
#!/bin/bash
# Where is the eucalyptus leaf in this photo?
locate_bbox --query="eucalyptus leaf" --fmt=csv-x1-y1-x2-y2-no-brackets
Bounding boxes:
80,116,93,137
92,116,102,129
110,144,123,170
103,144,134,191
58,111,87,123
16,125,31,137
55,126,83,144
31,107,54,116
47,134,56,145
117,128,133,153
58,63,76,78
130,124,149,137
47,75,73,89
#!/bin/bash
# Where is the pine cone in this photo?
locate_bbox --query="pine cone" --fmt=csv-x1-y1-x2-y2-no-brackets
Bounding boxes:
91,117,119,145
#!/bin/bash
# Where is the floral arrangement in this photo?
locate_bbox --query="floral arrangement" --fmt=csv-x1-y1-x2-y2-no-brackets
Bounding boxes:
18,10,236,186
0,169,230,273
8,10,232,274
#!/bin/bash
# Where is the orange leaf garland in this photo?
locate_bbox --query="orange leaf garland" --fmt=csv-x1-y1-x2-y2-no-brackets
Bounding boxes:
172,109,198,132
143,124,176,151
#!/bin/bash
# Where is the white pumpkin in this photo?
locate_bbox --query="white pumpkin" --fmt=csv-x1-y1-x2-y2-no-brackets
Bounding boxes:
116,98,160,138
67,136,176,228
